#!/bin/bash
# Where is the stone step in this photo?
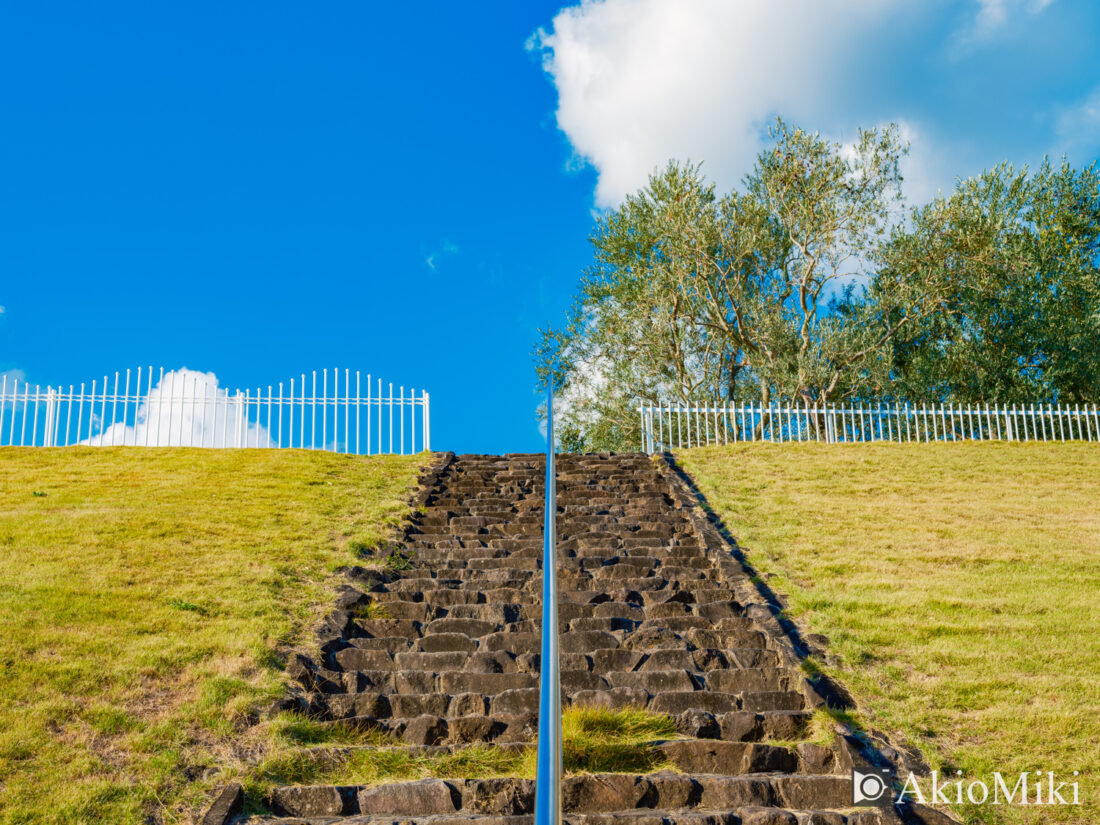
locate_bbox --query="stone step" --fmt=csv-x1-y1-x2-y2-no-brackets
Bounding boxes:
398,558,711,575
255,452,917,825
319,685,805,723
368,587,739,610
322,711,537,744
275,737,835,777
248,809,897,825
360,598,746,626
402,546,706,562
330,648,785,677
320,708,812,745
327,667,793,696
325,644,783,677
335,627,773,658
258,772,864,819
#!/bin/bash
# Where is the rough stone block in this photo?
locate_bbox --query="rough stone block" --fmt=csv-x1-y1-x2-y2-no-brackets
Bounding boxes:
402,714,449,746
562,773,654,812
270,784,358,817
358,778,462,816
199,783,243,825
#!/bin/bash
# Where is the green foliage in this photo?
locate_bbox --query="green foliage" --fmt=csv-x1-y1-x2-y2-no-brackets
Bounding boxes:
537,119,920,449
354,601,391,620
383,549,415,572
878,159,1100,403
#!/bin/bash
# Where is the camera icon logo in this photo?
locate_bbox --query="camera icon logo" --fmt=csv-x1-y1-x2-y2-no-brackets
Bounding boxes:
852,768,893,806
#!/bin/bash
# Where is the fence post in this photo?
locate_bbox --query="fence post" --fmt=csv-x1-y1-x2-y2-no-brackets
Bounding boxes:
32,386,41,447
43,388,57,447
323,369,329,451
109,372,119,443
236,391,244,447
424,391,431,452
64,385,74,446
15,380,24,446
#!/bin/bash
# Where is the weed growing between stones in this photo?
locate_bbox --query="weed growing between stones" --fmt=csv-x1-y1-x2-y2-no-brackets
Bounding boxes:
556,707,680,775
245,706,683,807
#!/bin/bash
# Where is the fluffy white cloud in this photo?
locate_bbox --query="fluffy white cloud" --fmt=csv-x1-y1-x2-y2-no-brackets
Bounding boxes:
530,0,1060,208
531,0,913,206
81,368,273,447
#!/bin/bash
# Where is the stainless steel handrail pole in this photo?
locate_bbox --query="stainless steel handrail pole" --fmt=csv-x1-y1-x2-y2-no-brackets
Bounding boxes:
534,377,561,825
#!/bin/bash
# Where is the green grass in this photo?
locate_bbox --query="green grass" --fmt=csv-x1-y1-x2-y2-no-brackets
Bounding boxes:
556,706,679,775
248,706,679,800
678,443,1100,825
0,447,425,825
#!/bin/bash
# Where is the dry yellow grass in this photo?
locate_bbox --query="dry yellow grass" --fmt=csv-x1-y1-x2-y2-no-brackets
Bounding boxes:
679,443,1100,825
0,447,424,824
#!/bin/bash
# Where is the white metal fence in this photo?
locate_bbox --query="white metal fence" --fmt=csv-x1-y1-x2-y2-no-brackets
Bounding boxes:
0,367,430,454
640,401,1100,451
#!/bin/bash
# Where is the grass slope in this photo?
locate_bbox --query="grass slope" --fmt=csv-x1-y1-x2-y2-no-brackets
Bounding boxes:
678,443,1100,825
0,447,424,825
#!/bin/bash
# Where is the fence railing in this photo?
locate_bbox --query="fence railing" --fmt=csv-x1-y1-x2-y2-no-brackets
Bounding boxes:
0,366,429,454
640,401,1100,451
535,377,562,825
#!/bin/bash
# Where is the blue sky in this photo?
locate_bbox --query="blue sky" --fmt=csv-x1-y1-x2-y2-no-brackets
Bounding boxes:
2,0,1098,453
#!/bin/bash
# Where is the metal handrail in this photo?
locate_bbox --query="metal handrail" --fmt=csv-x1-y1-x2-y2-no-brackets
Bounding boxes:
534,377,561,825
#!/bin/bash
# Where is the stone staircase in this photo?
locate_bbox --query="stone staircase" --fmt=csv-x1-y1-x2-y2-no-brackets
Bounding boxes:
235,452,939,825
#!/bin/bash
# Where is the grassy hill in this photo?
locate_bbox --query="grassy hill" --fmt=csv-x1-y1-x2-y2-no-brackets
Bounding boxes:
3,445,1096,825
0,447,425,825
679,443,1100,825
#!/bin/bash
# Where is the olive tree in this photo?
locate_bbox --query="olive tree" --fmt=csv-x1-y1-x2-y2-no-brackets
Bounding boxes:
878,159,1100,403
537,119,947,449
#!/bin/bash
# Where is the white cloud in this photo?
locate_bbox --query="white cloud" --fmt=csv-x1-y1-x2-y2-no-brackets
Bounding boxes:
81,368,273,447
530,0,1062,208
974,0,1010,34
531,0,908,207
